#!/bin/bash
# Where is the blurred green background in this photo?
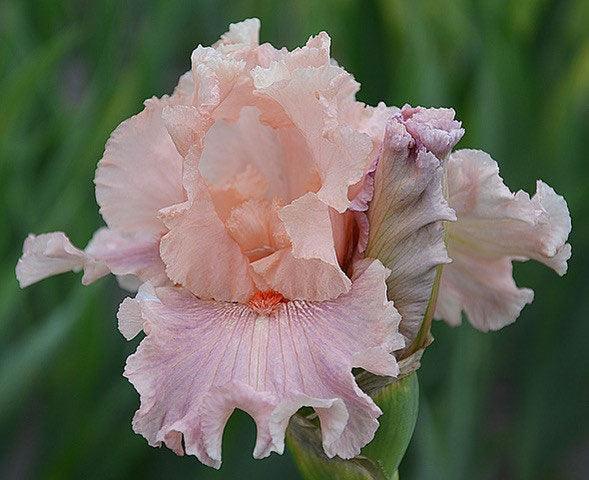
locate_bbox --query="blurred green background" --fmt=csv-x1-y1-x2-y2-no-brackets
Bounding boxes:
1,0,587,479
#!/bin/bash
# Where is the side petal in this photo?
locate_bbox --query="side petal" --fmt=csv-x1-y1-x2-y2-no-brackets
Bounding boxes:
366,115,456,344
437,149,572,330
84,228,167,286
16,229,167,288
123,259,403,468
95,97,184,235
16,232,103,288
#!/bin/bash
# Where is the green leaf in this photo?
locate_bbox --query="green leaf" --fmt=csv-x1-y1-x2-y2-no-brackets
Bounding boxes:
287,373,419,480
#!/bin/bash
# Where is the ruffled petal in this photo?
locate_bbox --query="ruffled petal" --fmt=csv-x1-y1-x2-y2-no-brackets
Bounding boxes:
16,232,102,288
436,252,535,330
225,199,286,262
95,97,184,235
122,259,403,468
159,149,255,302
217,18,260,47
198,107,319,205
253,63,374,213
250,248,349,301
16,228,164,288
278,192,351,298
436,149,572,331
366,114,457,344
398,104,464,159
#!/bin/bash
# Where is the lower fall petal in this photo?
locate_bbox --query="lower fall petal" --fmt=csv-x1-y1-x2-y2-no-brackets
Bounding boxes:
122,259,402,468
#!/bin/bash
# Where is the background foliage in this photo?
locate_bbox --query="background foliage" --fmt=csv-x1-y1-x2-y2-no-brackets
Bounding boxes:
1,1,588,479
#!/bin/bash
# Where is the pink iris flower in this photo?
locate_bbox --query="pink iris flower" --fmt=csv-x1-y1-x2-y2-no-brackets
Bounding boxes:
16,19,571,468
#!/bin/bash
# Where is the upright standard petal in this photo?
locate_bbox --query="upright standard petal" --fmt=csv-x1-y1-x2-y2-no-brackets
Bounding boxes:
253,63,374,213
95,97,185,235
437,149,572,331
159,148,255,302
366,114,458,344
122,259,403,468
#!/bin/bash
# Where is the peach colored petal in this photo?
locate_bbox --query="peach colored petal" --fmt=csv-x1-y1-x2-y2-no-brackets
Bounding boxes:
436,252,535,330
169,71,195,105
280,193,339,266
253,64,373,213
270,192,352,300
159,149,255,302
122,259,402,468
217,18,260,48
161,105,213,157
190,46,246,113
250,249,348,301
366,114,457,344
436,149,572,330
95,98,184,235
225,199,286,262
330,209,362,269
199,107,318,205
199,107,279,189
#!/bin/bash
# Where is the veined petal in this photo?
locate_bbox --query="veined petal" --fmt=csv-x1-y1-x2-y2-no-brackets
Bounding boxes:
366,115,457,344
437,149,572,331
122,259,403,468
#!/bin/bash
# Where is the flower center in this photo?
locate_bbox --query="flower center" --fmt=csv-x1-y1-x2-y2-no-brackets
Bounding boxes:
248,290,286,315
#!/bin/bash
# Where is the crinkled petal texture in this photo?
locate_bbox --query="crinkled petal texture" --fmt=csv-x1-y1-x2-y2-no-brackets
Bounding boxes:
154,20,389,303
366,110,459,344
122,259,403,468
16,18,413,468
436,149,572,331
16,19,386,302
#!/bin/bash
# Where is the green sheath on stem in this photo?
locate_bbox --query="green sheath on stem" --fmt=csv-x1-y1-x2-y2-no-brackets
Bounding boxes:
287,373,419,480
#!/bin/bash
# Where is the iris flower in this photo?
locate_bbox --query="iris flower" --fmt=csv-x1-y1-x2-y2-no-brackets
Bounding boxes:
16,19,571,469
